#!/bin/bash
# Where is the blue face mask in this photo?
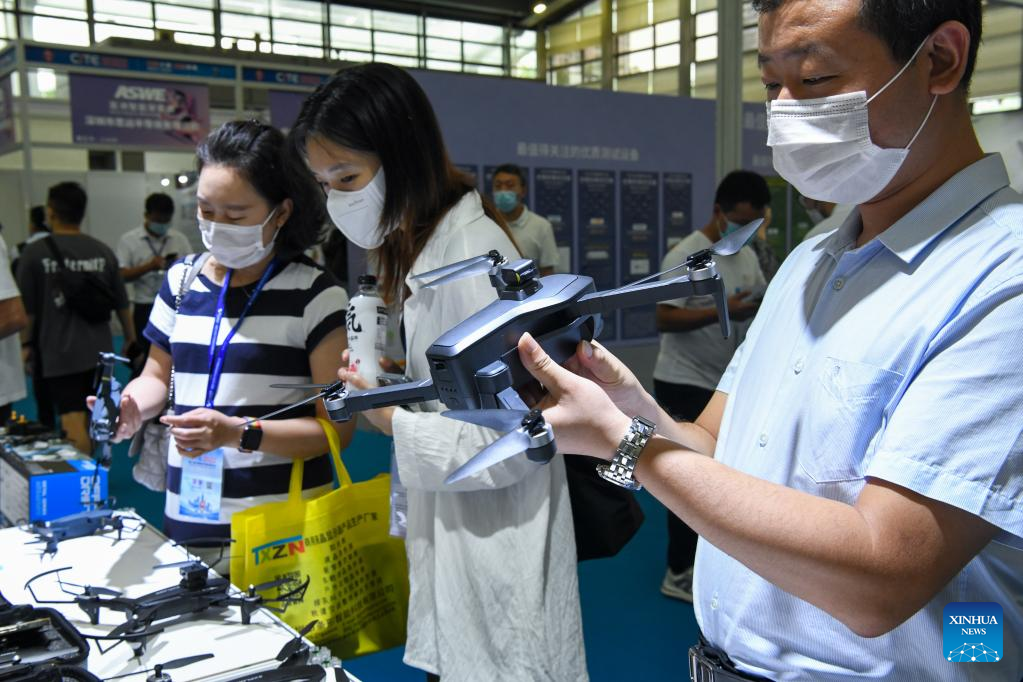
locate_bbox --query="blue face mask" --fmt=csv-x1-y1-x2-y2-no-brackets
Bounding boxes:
147,221,171,236
494,191,519,213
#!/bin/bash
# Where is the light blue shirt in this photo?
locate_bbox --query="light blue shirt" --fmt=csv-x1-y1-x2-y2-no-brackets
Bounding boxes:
698,154,1023,681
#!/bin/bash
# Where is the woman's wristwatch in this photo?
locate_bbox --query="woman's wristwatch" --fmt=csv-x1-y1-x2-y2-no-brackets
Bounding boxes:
595,416,656,491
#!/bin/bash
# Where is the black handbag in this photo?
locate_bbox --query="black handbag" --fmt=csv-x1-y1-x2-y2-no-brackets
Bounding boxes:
42,236,119,324
564,454,645,561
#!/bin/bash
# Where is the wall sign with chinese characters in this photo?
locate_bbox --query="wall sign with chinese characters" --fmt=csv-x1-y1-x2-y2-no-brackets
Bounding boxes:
69,73,210,147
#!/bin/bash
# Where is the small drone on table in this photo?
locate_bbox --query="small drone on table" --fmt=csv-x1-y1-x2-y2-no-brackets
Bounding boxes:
24,507,144,558
24,552,309,656
258,220,762,485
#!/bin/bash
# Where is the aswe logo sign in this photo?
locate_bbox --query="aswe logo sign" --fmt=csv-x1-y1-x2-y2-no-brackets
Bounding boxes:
943,602,1003,663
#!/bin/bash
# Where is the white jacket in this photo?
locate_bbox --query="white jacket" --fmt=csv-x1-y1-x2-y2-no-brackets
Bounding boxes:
391,191,587,681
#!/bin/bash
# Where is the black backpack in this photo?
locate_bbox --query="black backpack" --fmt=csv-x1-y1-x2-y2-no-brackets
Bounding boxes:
43,236,119,324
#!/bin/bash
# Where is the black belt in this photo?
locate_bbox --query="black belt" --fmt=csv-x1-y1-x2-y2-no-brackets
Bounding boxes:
689,637,772,682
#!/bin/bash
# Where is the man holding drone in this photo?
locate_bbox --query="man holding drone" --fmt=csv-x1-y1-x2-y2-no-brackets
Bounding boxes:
515,0,1022,680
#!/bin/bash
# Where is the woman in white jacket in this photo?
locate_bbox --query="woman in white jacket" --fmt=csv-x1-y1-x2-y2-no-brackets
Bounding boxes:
289,63,586,682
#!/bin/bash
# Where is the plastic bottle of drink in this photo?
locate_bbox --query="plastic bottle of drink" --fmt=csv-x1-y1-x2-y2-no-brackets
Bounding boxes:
346,275,388,387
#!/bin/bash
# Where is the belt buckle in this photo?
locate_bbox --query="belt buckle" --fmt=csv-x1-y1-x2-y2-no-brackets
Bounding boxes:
688,645,717,682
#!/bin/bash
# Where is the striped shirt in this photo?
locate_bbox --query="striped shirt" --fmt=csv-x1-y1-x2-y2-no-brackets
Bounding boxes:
144,255,348,542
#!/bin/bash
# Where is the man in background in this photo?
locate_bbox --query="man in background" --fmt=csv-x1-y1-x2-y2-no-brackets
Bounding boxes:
653,170,768,602
17,182,133,452
492,163,559,275
0,231,27,425
116,193,190,364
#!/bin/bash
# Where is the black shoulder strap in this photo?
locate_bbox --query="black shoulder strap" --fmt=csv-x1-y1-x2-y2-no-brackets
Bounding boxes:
42,236,67,271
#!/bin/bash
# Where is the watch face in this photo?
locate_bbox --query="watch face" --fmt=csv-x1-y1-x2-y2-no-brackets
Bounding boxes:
240,426,263,452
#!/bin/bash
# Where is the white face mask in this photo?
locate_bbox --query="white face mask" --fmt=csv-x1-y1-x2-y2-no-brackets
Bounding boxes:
326,168,393,250
766,38,937,205
199,207,279,269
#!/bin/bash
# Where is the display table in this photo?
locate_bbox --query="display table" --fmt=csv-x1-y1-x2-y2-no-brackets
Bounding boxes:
0,519,358,681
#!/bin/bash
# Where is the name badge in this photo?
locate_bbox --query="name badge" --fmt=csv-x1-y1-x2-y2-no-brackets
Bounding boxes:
178,448,224,520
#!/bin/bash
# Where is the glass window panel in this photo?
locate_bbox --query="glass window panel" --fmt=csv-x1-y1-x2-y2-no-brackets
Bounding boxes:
372,10,418,34
652,0,680,23
272,42,322,57
655,19,679,45
330,5,370,29
374,31,418,57
695,35,717,62
582,45,602,61
222,13,269,39
462,21,502,44
743,2,758,26
221,0,269,13
463,42,502,66
512,49,537,72
427,59,461,72
552,65,582,86
551,51,580,67
652,67,679,94
0,0,11,9
0,11,16,38
95,23,155,41
174,31,216,47
331,48,370,62
513,30,535,49
695,10,716,37
426,17,461,40
464,63,504,76
93,0,152,28
374,53,418,67
331,26,371,51
426,38,460,61
271,0,321,23
615,72,650,94
655,43,680,68
692,0,716,12
742,26,757,51
28,67,68,98
155,4,213,34
273,19,322,46
618,26,653,54
21,15,90,44
582,60,602,82
618,48,653,76
20,0,86,20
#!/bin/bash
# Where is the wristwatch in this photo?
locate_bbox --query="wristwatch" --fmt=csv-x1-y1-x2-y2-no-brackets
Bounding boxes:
239,420,263,453
596,416,656,491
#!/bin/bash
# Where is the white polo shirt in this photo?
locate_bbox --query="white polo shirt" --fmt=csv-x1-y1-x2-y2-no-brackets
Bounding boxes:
115,226,192,304
507,207,559,271
0,236,26,406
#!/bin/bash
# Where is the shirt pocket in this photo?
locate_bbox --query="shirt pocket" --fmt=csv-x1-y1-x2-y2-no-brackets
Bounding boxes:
799,357,904,484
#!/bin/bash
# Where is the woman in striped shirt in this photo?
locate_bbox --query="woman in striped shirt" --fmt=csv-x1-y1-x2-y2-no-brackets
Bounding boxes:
109,120,354,552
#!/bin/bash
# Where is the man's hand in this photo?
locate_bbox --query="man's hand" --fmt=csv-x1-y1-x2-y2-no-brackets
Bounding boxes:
161,408,244,456
338,348,395,435
561,338,648,418
148,255,167,272
727,290,759,321
517,333,631,460
21,345,32,375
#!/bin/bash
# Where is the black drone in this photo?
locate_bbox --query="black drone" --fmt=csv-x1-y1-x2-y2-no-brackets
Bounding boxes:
259,220,762,484
89,353,130,471
24,555,309,656
25,508,144,558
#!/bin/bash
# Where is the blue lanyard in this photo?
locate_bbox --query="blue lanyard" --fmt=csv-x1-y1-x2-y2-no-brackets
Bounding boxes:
145,234,165,258
204,259,278,408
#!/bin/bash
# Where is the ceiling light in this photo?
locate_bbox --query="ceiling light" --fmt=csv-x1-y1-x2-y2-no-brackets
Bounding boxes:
533,3,547,14
177,174,189,184
160,178,170,187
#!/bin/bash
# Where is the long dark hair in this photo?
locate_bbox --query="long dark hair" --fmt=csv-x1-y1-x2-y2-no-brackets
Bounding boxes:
197,120,325,262
288,63,509,304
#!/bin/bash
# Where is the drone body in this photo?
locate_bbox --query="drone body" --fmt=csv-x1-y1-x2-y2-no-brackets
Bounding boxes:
89,352,130,471
266,221,761,483
28,508,140,557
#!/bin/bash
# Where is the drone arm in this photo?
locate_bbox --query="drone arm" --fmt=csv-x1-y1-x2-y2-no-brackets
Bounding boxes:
323,379,438,422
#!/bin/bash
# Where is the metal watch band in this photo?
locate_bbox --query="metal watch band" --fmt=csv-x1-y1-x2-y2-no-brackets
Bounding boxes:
595,415,656,491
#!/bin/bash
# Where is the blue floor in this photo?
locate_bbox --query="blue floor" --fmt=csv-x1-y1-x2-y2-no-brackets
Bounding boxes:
11,354,698,681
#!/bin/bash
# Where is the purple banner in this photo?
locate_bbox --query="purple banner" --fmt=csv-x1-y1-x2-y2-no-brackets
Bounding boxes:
0,75,14,155
268,90,307,132
70,74,209,147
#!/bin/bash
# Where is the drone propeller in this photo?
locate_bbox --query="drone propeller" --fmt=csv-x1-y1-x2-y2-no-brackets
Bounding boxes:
611,218,765,294
269,383,335,391
104,653,214,680
412,252,494,282
276,620,318,662
711,217,764,257
444,428,534,485
153,559,202,571
242,384,344,426
442,409,530,432
250,576,295,594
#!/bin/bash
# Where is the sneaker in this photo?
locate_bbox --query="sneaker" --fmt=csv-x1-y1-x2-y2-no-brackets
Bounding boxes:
660,566,694,603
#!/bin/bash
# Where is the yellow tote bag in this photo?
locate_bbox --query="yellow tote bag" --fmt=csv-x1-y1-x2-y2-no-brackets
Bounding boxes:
230,419,409,658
